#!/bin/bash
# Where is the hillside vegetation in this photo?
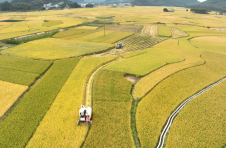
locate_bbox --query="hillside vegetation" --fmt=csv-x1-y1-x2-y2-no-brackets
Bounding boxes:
189,0,226,12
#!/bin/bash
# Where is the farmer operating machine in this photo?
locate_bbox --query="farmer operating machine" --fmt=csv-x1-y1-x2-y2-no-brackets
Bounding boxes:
78,105,92,125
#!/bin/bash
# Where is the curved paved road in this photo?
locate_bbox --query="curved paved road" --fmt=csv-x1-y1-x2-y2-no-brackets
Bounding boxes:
156,77,226,148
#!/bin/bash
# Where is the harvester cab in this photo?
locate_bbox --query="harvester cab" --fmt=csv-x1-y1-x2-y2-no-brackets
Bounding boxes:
77,105,92,125
116,43,123,49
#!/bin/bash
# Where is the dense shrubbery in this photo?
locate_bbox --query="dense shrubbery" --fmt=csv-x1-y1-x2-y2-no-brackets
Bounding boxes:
3,30,59,45
190,8,209,14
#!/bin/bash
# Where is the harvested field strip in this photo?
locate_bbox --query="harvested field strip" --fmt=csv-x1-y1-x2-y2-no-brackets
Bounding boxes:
165,79,226,148
0,58,79,148
157,77,226,148
53,29,96,38
83,70,135,148
105,52,166,76
0,21,29,33
0,67,40,86
158,25,172,37
136,52,226,148
1,38,114,60
0,80,28,117
141,24,158,36
42,20,62,27
134,39,204,99
26,56,115,148
0,55,52,74
120,34,167,51
170,27,188,38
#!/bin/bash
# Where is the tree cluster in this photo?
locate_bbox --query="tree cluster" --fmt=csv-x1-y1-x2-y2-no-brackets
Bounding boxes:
0,0,82,11
190,8,209,14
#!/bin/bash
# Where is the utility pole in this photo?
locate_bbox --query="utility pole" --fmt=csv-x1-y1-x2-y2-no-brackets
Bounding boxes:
104,23,105,36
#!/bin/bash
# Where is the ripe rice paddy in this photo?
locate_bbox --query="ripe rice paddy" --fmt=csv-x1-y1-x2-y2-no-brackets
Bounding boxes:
0,6,226,148
0,80,28,118
83,70,134,148
165,80,226,148
136,52,226,147
134,39,204,99
26,56,116,148
0,58,79,148
1,38,114,59
42,20,62,27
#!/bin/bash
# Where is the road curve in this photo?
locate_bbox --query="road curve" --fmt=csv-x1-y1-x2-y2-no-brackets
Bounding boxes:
156,76,226,148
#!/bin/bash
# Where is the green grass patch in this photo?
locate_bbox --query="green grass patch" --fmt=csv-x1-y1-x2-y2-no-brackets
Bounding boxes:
89,32,134,44
0,55,52,74
3,30,59,45
1,38,114,60
158,25,172,37
0,67,40,86
52,28,96,38
83,70,134,148
0,20,24,22
0,58,80,148
136,52,226,148
145,48,184,63
42,20,62,27
121,50,146,58
105,52,167,76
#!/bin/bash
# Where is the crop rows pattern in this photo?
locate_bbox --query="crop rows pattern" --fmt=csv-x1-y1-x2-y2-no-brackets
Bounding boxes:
141,24,158,36
98,24,143,33
170,27,188,38
120,34,167,51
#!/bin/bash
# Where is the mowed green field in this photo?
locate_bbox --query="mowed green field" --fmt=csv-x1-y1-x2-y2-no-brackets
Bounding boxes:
1,38,114,59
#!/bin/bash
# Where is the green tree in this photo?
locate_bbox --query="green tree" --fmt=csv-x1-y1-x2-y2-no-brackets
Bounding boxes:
0,1,11,11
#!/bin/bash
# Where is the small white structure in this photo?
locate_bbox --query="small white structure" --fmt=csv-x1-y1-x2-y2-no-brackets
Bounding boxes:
43,3,61,10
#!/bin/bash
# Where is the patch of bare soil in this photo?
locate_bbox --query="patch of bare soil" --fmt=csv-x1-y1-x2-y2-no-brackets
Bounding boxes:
125,75,139,84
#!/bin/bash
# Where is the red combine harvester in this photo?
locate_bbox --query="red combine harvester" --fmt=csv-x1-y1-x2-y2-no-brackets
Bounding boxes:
77,105,92,125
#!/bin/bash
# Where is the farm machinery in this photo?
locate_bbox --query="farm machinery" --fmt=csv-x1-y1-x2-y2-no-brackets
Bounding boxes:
77,105,92,125
116,43,123,49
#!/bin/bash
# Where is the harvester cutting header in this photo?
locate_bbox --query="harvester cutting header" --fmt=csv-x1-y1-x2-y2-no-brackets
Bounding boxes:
77,105,92,125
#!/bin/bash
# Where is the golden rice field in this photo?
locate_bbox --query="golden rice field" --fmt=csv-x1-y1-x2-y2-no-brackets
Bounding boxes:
26,56,116,148
0,21,29,33
1,38,114,59
165,79,226,148
0,6,226,148
190,36,226,55
0,80,28,117
134,39,204,99
136,51,226,147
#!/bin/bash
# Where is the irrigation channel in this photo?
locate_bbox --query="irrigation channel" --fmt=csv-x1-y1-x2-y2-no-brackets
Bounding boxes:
156,76,226,148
